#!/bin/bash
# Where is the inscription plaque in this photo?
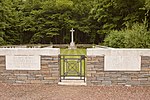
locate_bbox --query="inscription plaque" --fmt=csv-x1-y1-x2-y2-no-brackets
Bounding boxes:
104,56,141,71
6,55,40,70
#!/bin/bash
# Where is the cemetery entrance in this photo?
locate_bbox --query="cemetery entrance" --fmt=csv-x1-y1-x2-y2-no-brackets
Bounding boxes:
59,55,86,82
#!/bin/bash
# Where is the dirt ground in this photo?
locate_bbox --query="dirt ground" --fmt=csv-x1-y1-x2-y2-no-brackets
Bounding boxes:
0,83,150,100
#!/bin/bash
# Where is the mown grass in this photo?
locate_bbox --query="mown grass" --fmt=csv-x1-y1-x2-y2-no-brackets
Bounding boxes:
60,49,86,55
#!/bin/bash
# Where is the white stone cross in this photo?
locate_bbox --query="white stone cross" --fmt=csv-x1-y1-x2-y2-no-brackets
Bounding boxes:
70,28,75,43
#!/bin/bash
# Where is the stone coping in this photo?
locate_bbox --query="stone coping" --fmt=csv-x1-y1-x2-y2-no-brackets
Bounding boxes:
0,48,60,56
87,48,150,56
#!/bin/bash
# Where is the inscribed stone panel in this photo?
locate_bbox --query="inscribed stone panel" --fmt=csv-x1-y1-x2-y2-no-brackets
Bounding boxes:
104,56,141,71
6,55,40,70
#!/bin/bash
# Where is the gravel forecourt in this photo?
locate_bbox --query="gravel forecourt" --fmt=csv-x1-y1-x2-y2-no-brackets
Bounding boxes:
0,83,150,100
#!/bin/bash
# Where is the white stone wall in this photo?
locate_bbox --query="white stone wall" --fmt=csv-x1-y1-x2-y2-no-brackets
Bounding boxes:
0,48,60,70
0,48,60,56
87,48,150,71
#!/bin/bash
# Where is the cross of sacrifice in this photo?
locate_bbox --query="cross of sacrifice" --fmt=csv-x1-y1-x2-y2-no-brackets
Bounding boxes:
70,28,75,43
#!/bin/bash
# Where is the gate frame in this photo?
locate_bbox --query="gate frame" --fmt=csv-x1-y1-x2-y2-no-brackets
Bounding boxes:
58,55,86,82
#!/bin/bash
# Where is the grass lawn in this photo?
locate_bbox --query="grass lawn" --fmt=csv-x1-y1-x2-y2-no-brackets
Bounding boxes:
60,49,86,77
60,48,86,55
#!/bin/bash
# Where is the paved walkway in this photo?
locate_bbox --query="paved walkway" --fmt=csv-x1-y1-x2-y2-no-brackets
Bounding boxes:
0,83,150,100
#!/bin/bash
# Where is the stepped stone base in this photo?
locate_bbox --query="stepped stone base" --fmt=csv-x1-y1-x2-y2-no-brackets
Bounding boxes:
68,42,76,49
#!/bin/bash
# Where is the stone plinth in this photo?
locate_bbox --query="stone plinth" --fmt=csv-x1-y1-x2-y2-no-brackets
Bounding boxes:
69,42,76,49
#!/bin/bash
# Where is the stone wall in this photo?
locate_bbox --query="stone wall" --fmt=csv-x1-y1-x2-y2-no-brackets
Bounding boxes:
0,56,59,84
1,55,149,86
87,56,150,86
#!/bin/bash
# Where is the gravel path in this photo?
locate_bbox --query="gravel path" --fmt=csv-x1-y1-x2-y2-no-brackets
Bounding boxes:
0,83,150,100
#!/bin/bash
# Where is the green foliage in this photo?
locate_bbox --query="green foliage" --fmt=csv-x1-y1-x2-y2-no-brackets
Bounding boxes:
145,0,150,9
124,23,150,48
104,23,150,48
90,0,145,33
104,30,126,48
0,0,150,47
0,37,6,45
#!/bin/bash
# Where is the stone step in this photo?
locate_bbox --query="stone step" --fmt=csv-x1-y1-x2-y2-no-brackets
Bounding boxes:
58,80,86,86
58,77,86,86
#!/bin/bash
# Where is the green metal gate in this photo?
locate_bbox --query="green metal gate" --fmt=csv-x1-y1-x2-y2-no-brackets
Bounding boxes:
59,55,86,82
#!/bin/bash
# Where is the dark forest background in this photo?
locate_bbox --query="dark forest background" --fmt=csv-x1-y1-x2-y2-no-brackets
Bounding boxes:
0,0,150,48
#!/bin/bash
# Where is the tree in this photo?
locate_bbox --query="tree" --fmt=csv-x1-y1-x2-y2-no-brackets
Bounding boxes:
89,0,145,43
0,0,149,46
0,0,21,45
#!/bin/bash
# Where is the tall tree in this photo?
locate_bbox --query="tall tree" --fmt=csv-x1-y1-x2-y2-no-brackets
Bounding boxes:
89,0,145,43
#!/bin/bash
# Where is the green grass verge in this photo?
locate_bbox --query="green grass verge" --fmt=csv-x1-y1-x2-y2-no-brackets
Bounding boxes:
60,49,86,55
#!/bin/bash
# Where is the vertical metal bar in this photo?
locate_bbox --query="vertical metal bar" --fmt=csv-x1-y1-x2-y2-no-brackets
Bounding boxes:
84,55,86,82
59,55,61,82
63,55,65,79
80,56,82,79
66,59,68,76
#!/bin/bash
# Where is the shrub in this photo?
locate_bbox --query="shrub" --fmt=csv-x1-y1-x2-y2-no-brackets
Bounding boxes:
104,23,150,48
104,30,126,48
